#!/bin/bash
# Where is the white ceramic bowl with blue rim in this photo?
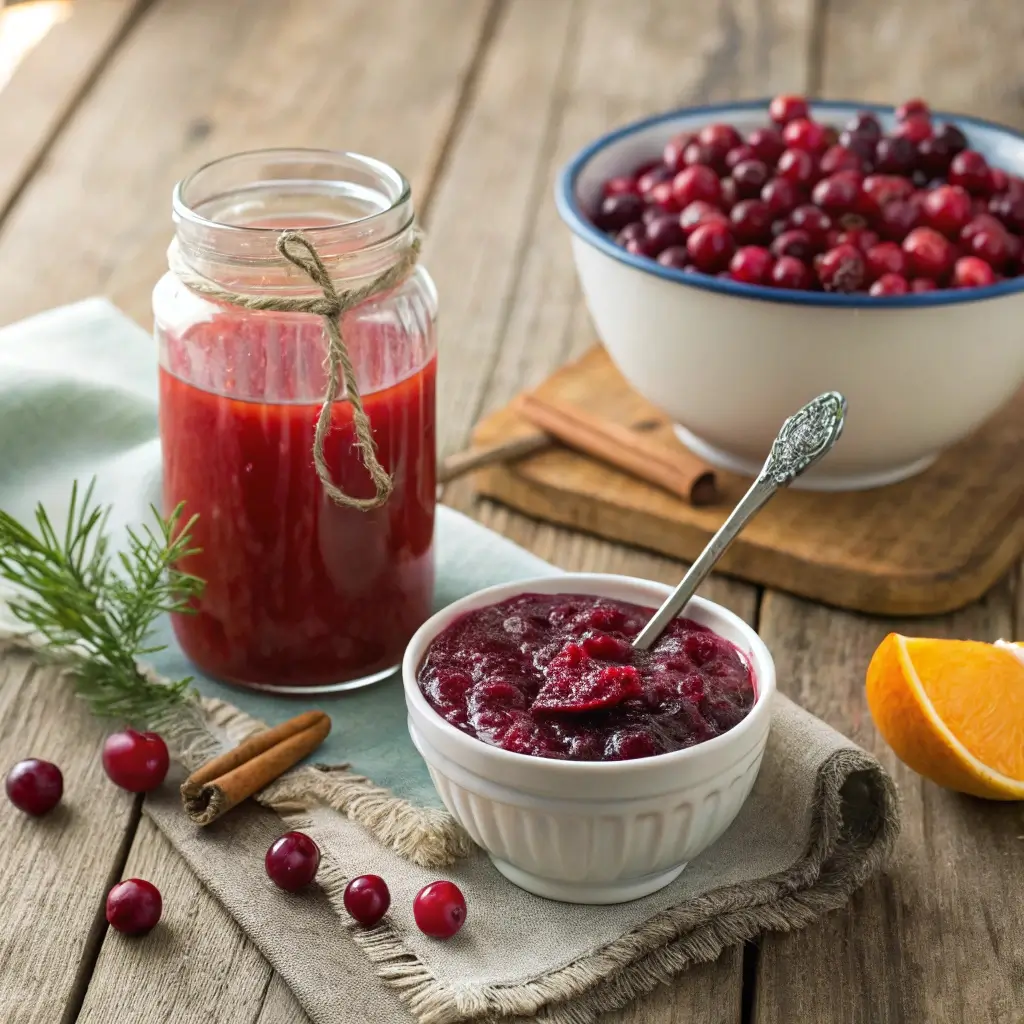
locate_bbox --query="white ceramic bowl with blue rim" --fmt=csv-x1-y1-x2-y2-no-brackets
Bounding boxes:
556,99,1024,491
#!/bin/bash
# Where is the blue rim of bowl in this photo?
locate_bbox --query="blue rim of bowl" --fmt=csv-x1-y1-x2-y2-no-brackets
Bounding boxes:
555,97,1024,308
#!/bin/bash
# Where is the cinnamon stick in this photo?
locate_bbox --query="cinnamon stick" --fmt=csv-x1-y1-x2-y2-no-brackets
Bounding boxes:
515,393,718,506
181,710,331,826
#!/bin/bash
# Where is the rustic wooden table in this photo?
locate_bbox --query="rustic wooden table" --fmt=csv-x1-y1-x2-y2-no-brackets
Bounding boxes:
1,1,1022,1021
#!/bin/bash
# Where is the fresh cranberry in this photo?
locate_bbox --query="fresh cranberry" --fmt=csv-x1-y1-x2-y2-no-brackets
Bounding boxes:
895,117,933,144
663,133,696,173
782,118,828,155
811,172,861,216
922,184,972,237
770,255,813,290
771,228,814,261
896,98,930,122
876,199,921,242
645,214,686,253
966,226,1010,268
747,127,786,165
865,241,907,281
989,192,1024,233
699,123,742,153
595,193,644,232
686,221,735,272
989,168,1010,193
760,177,801,217
624,235,657,258
788,204,832,247
656,245,690,269
952,255,997,288
769,94,809,125
680,200,727,234
932,122,967,156
603,175,638,198
725,144,756,170
730,199,772,243
265,831,320,891
819,145,864,176
838,131,877,168
874,136,915,175
902,226,955,281
343,874,391,927
910,277,938,293
949,150,992,195
845,111,882,139
413,880,467,939
102,731,169,793
731,159,770,198
616,222,646,248
776,148,817,187
729,246,774,285
646,180,681,214
683,141,727,174
719,176,738,211
5,759,63,816
672,165,721,209
862,174,914,208
816,243,865,292
837,227,879,253
869,273,909,295
106,879,162,936
637,165,672,195
915,136,956,177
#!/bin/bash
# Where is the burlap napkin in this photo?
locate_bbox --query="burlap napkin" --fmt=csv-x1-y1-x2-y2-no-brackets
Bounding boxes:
0,301,901,1024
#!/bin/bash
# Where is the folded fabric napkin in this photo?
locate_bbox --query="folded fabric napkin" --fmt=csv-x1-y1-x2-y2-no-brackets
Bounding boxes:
0,301,900,1024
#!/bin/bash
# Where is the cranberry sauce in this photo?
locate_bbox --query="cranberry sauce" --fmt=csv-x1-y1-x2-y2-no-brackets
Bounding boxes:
417,593,756,761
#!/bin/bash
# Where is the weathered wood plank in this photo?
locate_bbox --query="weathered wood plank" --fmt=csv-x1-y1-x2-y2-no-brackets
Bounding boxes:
0,655,137,1024
753,582,1024,1024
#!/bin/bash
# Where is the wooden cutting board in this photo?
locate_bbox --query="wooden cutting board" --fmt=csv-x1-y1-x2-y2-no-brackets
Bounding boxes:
470,347,1024,616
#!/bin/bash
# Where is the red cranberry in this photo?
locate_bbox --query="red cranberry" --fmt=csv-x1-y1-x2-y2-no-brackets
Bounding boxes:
910,277,938,293
902,226,955,281
725,144,756,170
952,255,997,288
776,148,817,188
837,227,879,253
770,255,814,290
916,136,957,176
413,880,467,939
645,214,686,253
683,141,727,174
731,159,770,198
966,226,1010,268
895,117,933,144
845,111,882,139
820,145,864,176
106,879,162,936
616,221,646,247
730,199,772,243
869,273,909,295
265,831,320,891
663,133,696,173
782,118,828,155
949,150,992,195
647,180,681,214
838,131,877,169
637,165,672,195
816,243,865,292
672,165,721,209
769,94,810,125
624,235,657,258
865,241,907,281
989,168,1010,193
719,176,738,211
343,874,391,927
687,221,735,272
729,245,774,285
680,200,727,234
102,731,169,793
811,172,861,216
603,176,638,198
862,174,914,208
5,759,63,816
747,127,786,165
699,123,742,153
876,199,921,242
896,98,930,122
595,193,644,232
788,204,832,246
934,122,968,154
771,228,814,261
760,177,801,217
989,192,1024,233
656,245,690,269
922,184,972,237
874,136,915,175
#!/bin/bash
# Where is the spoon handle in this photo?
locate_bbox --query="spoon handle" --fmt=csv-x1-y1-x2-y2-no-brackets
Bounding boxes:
632,391,847,651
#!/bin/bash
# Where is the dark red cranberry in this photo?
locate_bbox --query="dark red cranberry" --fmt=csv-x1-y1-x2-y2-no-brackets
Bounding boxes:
949,150,992,195
869,273,909,295
922,184,972,237
647,180,681,214
989,192,1024,233
876,199,921,242
265,831,321,891
816,243,865,292
952,255,997,287
699,123,742,153
672,165,721,208
603,175,638,198
680,200,727,234
645,214,686,253
966,226,1010,268
770,255,814,289
760,177,801,217
663,133,696,173
725,144,756,170
776,148,817,188
637,165,672,195
990,168,1010,193
729,245,774,285
730,199,773,243
683,141,726,173
624,235,657,257
788,204,832,247
746,127,786,165
413,880,467,939
910,277,938,293
686,221,735,272
862,174,915,208
837,227,879,253
874,136,916,175
812,172,862,216
916,136,956,177
838,131,877,168
865,241,907,282
5,759,63,816
731,159,770,198
895,117,933,144
102,731,169,793
343,874,391,927
771,228,814,261
595,193,644,232
896,98,930,122
932,122,967,156
902,226,955,280
719,176,738,211
769,94,809,125
845,111,882,139
819,145,864,176
106,879,162,936
782,118,828,155
656,245,690,269
961,213,1006,242
615,221,646,247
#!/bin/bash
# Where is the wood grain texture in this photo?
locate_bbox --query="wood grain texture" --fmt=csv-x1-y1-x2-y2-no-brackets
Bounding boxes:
753,583,1024,1024
0,655,137,1024
472,347,1024,616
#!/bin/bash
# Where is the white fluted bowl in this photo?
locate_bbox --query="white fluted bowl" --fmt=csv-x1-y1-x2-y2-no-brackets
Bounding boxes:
555,100,1024,491
403,574,775,904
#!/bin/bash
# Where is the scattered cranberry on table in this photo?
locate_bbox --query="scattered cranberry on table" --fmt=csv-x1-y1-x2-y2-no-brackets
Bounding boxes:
343,874,391,927
102,729,169,793
106,878,162,936
591,95,1024,293
413,880,467,939
265,831,321,892
5,758,63,816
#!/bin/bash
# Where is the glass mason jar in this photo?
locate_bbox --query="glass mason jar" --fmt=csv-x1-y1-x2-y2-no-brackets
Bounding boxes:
153,149,437,693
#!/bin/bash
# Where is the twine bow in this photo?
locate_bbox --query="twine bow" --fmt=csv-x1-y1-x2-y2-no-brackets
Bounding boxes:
172,229,422,510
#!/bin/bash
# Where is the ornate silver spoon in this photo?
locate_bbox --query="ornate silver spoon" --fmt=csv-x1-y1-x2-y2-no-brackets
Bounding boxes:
632,391,847,650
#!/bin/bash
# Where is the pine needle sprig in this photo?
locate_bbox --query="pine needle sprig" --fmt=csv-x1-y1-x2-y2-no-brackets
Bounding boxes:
0,479,205,723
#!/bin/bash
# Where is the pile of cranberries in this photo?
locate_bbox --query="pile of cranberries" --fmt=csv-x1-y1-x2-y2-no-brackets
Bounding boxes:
590,95,1024,294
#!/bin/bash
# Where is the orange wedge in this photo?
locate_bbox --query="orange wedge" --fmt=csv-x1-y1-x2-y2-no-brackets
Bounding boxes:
866,635,1024,800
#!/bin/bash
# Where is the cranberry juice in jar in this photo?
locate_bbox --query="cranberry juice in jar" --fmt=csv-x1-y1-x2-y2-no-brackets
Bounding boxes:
153,150,437,692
